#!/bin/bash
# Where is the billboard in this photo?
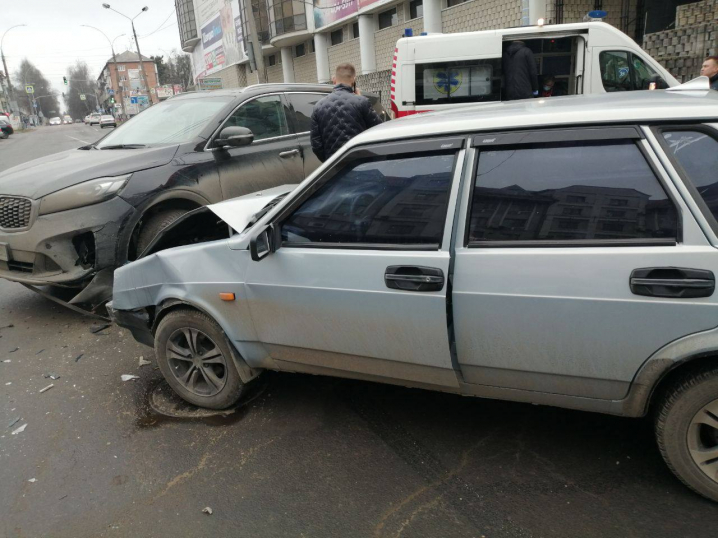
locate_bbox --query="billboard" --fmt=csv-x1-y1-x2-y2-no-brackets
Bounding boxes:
155,85,175,99
194,0,246,79
314,0,386,29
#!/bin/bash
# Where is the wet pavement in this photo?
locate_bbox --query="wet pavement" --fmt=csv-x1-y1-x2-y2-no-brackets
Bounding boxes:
2,127,718,538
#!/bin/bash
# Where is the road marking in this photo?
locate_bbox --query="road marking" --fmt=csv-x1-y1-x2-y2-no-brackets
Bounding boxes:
67,135,91,144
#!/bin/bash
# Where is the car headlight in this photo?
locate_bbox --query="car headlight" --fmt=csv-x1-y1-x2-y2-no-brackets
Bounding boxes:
39,174,131,215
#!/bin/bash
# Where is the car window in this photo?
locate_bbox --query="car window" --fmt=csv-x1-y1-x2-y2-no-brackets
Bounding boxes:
468,140,678,243
600,51,633,92
224,95,289,141
662,130,718,224
631,55,659,90
287,93,324,133
281,152,457,246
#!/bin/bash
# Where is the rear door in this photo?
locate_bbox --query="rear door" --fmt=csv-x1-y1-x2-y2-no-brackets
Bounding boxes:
214,93,304,199
451,127,718,400
285,91,326,177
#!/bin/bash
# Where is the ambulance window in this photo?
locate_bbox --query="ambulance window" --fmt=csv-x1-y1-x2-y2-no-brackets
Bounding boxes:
600,51,660,92
415,59,502,105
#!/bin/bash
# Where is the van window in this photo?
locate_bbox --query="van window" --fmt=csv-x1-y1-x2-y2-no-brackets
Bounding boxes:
415,60,501,106
600,51,659,92
468,140,678,243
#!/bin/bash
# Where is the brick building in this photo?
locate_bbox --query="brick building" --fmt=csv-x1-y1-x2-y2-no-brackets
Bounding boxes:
97,50,160,116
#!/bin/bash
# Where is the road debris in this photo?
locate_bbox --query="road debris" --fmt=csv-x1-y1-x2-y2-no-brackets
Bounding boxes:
202,507,213,515
28,478,37,483
8,347,19,353
0,324,13,330
11,423,27,435
138,356,151,367
121,375,139,382
74,354,84,363
36,349,44,355
2,359,10,363
44,373,61,380
90,324,111,334
39,384,55,393
8,417,21,429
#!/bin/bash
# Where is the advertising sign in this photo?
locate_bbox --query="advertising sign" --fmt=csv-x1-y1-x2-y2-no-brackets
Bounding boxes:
155,85,175,99
201,15,224,49
173,84,183,95
199,77,223,91
314,0,358,28
194,0,245,80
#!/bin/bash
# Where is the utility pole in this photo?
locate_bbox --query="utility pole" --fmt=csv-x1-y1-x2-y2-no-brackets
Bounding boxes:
81,26,126,117
244,0,267,83
1,24,27,114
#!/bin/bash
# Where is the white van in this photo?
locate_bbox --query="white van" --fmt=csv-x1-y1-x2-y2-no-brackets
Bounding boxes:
389,21,678,118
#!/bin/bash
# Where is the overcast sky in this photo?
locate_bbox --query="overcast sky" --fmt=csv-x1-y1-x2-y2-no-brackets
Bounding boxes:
2,0,182,104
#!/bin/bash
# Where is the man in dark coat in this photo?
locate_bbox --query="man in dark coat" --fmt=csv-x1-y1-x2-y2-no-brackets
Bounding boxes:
700,56,718,90
503,41,538,100
310,63,382,162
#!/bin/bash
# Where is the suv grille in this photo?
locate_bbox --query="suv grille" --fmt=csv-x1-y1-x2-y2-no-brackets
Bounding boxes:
0,197,32,229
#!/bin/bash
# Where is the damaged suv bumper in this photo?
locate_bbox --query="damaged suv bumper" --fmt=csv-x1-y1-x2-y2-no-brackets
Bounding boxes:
0,196,136,287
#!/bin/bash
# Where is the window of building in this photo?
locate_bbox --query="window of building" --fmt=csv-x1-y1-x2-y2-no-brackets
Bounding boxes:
295,43,305,57
467,140,678,243
330,28,343,46
352,22,360,39
446,0,469,7
378,7,398,29
609,198,628,207
599,51,660,92
661,129,718,228
605,209,626,218
281,152,457,246
268,54,277,66
223,95,289,141
117,65,126,72
415,59,502,106
288,93,324,133
409,0,423,19
310,40,315,53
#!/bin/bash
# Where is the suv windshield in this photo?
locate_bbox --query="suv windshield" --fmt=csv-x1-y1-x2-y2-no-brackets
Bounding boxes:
96,97,233,148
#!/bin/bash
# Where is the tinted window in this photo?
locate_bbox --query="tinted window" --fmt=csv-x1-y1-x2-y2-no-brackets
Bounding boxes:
378,8,398,29
224,95,289,141
662,130,718,223
410,0,423,19
415,60,502,106
282,153,456,246
295,43,305,57
330,29,343,45
288,93,323,133
468,140,678,242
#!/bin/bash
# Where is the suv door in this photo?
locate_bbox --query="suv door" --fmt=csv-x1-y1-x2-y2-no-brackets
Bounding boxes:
244,138,465,388
212,94,304,200
451,127,718,400
285,92,327,177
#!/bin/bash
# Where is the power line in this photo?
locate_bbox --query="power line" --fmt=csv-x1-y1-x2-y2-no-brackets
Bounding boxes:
138,10,176,38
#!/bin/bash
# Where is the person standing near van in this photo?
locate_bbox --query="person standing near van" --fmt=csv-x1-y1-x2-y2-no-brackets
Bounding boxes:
701,56,718,90
310,63,383,162
503,41,538,100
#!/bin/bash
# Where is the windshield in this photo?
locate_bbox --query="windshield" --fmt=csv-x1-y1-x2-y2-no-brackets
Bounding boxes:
96,97,233,148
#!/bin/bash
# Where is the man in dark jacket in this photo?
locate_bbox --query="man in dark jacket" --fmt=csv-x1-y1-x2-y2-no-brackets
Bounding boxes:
700,56,718,90
310,63,382,162
503,41,538,100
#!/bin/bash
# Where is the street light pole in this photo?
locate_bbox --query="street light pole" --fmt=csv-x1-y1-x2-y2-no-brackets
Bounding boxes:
102,4,152,108
1,24,27,113
80,25,126,117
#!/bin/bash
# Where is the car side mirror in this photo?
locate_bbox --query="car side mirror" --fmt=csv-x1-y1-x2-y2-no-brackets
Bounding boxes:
250,224,276,261
216,126,254,148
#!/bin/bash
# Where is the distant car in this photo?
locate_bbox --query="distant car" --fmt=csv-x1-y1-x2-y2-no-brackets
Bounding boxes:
84,115,90,124
89,113,101,125
63,116,72,124
48,117,62,126
99,115,116,128
0,117,13,139
74,119,82,123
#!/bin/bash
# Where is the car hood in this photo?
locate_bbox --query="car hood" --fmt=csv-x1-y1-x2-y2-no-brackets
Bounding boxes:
0,144,179,199
208,184,295,234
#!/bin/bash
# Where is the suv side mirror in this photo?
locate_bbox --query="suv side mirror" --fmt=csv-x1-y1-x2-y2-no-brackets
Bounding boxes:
250,224,276,261
216,126,254,148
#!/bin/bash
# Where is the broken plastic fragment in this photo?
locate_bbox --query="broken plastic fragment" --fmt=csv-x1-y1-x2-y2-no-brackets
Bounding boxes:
2,359,10,363
39,384,54,393
28,478,37,483
138,356,151,367
202,507,213,515
7,417,20,429
11,423,27,435
44,373,61,380
121,375,139,382
90,324,111,334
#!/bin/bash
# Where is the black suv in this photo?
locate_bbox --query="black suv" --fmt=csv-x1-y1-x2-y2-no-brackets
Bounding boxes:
0,83,387,305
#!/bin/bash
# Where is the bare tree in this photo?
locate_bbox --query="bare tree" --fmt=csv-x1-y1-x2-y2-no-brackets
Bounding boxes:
13,59,59,117
64,61,98,120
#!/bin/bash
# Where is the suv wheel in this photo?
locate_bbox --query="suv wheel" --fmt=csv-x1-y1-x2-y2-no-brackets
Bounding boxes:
136,209,189,256
155,309,245,409
656,366,718,502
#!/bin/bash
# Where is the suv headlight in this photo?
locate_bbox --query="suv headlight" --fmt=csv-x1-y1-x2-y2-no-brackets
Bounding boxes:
39,174,131,215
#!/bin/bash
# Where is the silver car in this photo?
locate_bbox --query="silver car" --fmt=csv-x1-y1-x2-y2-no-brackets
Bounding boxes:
111,79,718,501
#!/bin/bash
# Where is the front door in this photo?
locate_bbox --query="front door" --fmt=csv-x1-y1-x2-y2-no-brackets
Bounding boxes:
451,127,718,400
215,94,304,200
244,138,466,389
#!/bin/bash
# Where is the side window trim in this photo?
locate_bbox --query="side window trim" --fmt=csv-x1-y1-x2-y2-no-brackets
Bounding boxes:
270,137,466,250
471,126,642,147
651,124,718,240
464,134,680,248
286,91,328,135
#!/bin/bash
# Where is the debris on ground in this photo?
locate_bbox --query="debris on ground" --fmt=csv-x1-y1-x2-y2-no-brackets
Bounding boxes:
11,423,27,435
44,373,61,380
2,359,10,363
138,356,151,367
28,478,37,483
202,507,213,515
8,347,19,353
36,349,44,355
74,354,84,363
0,324,13,330
39,384,54,393
90,324,111,334
121,375,139,382
8,417,21,429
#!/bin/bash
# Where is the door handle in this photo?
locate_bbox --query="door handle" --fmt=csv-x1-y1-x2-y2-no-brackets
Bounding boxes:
279,149,300,159
630,267,715,298
385,266,444,292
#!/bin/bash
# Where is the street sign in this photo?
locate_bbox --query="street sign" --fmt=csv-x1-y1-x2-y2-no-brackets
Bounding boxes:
25,85,34,94
199,78,222,91
108,89,115,95
130,96,138,104
80,94,86,101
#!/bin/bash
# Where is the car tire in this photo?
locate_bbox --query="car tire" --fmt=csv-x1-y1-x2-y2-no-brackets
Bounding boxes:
136,209,189,255
154,309,245,409
655,366,718,502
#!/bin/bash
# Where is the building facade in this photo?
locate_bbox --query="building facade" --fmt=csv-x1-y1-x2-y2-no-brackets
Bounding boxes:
97,50,160,116
177,0,713,107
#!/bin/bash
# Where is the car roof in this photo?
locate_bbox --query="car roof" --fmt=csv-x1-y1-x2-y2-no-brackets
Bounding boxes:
348,90,718,148
170,83,333,101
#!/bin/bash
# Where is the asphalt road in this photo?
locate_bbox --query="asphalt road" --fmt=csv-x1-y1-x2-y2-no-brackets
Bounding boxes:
2,125,718,538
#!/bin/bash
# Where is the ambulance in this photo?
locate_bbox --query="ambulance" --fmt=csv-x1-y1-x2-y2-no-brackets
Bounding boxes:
389,20,678,118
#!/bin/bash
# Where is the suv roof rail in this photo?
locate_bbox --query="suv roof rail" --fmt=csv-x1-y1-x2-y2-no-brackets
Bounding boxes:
666,76,711,92
244,82,332,91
